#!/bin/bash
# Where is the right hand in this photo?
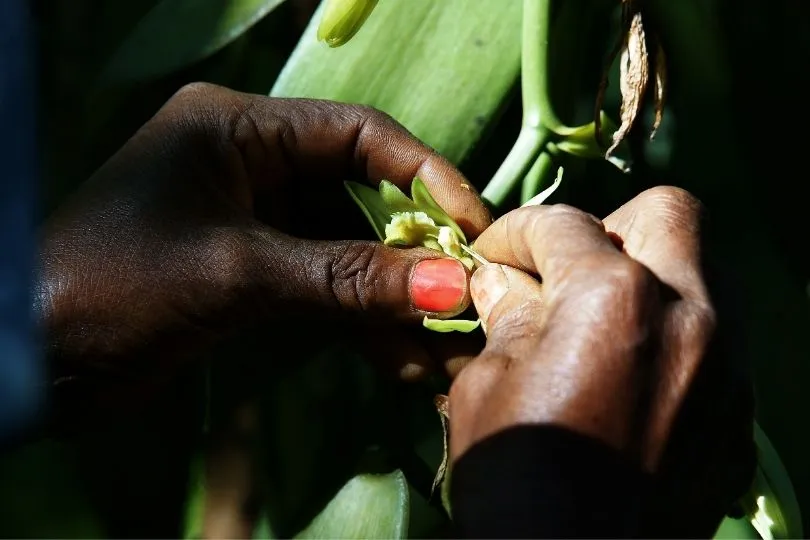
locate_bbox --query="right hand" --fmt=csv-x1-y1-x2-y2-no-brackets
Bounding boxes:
448,186,755,536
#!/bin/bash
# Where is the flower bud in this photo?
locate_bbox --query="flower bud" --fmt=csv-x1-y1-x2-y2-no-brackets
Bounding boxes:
317,0,380,48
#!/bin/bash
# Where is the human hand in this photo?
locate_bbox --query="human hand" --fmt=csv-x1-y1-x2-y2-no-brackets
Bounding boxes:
448,187,755,536
36,83,491,428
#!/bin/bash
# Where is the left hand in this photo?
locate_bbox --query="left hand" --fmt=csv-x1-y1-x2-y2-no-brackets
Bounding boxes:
35,83,492,431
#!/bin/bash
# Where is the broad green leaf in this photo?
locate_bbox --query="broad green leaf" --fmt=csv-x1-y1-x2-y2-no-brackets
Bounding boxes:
101,0,287,85
423,317,481,333
410,178,467,243
344,181,390,240
379,181,420,214
272,0,522,166
294,470,409,539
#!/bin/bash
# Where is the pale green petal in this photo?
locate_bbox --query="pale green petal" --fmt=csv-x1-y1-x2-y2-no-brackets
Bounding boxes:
422,317,481,333
344,181,392,241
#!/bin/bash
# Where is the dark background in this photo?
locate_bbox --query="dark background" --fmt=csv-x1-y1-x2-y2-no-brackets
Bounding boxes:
1,0,807,536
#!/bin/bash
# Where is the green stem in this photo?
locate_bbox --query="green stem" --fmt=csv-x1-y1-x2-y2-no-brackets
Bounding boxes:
522,0,563,131
481,0,559,208
520,149,555,203
482,127,550,207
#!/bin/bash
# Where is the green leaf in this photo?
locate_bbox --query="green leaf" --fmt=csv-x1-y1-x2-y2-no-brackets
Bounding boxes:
294,470,409,539
101,0,287,85
410,178,467,243
344,181,391,240
422,317,481,333
271,0,522,166
379,181,420,213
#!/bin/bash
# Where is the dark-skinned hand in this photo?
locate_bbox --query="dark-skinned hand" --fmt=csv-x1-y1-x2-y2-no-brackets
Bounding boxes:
35,83,492,431
448,187,756,537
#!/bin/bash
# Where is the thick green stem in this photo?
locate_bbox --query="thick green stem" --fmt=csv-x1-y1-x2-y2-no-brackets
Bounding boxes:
522,0,562,131
481,0,560,208
482,127,550,207
520,149,555,203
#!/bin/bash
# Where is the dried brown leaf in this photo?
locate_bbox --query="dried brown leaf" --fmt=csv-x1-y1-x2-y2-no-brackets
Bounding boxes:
650,40,667,140
606,10,650,157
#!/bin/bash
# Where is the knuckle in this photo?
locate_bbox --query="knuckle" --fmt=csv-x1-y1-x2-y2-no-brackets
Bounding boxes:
680,299,718,347
353,104,395,126
637,185,705,218
326,241,382,312
514,204,603,236
564,256,658,319
597,257,658,301
157,83,231,149
167,82,220,109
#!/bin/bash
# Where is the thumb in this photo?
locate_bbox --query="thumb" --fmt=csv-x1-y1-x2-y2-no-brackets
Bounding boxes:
447,263,545,460
470,263,545,349
271,237,472,322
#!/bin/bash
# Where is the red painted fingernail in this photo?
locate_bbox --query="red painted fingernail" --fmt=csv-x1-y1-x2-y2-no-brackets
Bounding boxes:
410,258,467,313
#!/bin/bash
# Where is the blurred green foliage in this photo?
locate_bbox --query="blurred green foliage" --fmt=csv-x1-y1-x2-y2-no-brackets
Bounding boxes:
7,0,809,536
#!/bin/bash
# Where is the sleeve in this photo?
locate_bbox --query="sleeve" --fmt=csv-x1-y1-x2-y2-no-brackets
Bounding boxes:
449,425,650,539
0,0,43,447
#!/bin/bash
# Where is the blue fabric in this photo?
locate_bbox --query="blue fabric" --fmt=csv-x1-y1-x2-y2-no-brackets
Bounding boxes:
0,0,42,441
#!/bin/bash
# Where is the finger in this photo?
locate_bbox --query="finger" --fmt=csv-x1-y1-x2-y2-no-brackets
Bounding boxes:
471,205,622,289
470,264,545,355
248,229,472,322
603,186,708,303
603,187,716,467
160,84,493,239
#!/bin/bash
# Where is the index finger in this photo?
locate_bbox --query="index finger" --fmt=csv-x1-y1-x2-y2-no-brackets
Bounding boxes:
471,204,623,288
237,89,493,239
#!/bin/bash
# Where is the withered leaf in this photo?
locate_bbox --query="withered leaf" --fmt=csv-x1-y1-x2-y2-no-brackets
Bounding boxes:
607,9,650,157
650,39,667,140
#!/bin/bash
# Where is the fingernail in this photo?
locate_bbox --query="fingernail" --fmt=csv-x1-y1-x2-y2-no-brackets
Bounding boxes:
410,258,468,313
470,264,509,323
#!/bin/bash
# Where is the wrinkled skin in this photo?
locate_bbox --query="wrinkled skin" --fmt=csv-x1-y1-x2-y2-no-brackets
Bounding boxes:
35,83,754,536
451,188,756,536
36,83,492,430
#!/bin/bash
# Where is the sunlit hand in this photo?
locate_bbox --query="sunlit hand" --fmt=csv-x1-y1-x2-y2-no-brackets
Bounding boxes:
449,187,755,536
36,83,492,431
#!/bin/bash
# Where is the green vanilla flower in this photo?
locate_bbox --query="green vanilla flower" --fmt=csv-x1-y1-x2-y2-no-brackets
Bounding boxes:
344,178,482,333
317,0,380,48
